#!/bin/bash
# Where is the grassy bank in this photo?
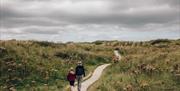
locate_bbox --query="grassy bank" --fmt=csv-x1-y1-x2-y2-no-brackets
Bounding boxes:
89,39,180,91
0,40,110,91
1,39,180,91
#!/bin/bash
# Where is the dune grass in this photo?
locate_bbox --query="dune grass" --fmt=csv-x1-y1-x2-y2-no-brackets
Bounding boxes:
89,39,180,91
0,40,110,91
0,39,180,91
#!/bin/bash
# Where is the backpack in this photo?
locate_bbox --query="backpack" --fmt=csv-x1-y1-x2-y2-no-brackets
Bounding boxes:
76,66,84,75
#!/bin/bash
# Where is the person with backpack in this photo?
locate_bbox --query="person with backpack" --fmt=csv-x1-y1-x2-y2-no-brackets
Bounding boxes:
67,67,76,91
75,61,85,91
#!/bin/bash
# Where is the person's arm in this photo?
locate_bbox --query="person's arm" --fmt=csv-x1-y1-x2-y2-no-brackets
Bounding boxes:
74,74,76,79
83,66,85,77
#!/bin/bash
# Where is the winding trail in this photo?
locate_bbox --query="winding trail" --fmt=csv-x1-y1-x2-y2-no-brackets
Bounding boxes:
74,63,111,91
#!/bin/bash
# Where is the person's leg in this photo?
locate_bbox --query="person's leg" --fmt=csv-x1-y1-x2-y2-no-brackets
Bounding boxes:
70,86,74,91
79,76,82,91
77,76,80,91
70,81,75,91
77,76,82,91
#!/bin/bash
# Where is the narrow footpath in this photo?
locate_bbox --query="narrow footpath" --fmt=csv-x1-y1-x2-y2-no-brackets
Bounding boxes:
74,63,111,91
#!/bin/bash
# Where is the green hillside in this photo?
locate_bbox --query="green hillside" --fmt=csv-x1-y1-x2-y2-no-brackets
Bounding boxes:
0,39,180,91
89,39,180,91
0,40,110,91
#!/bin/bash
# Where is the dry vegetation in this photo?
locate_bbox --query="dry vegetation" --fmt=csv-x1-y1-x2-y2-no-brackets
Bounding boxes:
0,40,110,91
89,39,180,91
0,39,180,91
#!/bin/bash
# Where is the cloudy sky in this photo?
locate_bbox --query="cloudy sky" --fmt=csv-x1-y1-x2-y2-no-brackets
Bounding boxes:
0,0,180,42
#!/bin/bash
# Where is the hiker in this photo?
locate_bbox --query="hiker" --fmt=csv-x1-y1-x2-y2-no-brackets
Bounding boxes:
67,67,76,91
75,61,85,91
112,48,121,63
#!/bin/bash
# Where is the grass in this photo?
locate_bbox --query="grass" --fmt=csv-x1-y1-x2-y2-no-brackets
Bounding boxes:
88,39,180,91
0,39,180,91
88,40,180,91
0,40,110,91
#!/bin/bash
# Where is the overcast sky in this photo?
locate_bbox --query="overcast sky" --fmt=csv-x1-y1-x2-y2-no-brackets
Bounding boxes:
0,0,180,42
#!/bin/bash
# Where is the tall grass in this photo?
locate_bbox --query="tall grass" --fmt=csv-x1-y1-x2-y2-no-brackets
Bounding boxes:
1,39,179,91
0,40,110,91
89,39,180,91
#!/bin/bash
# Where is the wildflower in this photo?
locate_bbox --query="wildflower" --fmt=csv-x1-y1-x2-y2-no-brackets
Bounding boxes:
140,80,149,88
9,87,16,91
126,84,133,91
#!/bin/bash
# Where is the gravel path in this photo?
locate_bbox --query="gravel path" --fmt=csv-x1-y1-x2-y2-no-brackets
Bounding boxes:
74,64,111,91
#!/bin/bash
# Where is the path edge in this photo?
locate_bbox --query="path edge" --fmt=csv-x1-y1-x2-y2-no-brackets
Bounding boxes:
86,64,111,91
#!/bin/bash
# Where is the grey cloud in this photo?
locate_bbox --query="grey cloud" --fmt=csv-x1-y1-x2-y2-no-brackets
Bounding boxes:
1,17,68,28
1,0,179,27
48,8,178,28
159,0,180,7
1,0,179,26
1,6,179,29
0,0,179,42
23,27,60,34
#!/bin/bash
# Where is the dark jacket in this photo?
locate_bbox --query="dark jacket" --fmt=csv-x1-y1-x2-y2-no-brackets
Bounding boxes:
75,65,85,76
67,71,76,81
